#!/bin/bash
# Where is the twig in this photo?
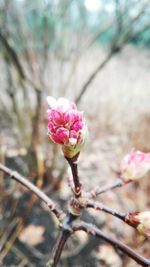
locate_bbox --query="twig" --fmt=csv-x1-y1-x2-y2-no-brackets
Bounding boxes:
0,30,25,80
65,153,82,198
0,145,6,193
0,218,18,251
88,178,127,198
86,199,127,221
47,213,78,267
67,171,74,193
46,230,70,267
75,1,150,104
0,163,64,221
73,221,150,266
0,219,24,262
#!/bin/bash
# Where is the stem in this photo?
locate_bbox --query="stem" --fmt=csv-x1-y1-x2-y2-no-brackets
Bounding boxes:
46,230,70,267
88,178,128,198
73,221,150,267
86,201,143,234
47,213,78,267
0,163,64,221
86,200,126,220
65,154,81,197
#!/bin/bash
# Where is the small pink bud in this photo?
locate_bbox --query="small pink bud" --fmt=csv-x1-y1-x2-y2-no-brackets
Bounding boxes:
47,96,88,158
120,150,150,182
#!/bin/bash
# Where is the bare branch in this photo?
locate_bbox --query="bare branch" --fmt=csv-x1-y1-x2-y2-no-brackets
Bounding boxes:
46,230,70,267
65,153,82,198
88,178,127,198
75,1,150,104
47,213,79,267
73,221,150,266
0,30,25,80
0,163,64,221
86,200,127,221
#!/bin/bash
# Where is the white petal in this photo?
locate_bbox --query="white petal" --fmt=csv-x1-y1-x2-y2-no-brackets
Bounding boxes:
57,98,70,112
47,96,57,109
69,138,77,146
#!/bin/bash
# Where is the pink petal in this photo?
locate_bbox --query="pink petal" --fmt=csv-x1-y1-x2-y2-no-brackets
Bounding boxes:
56,127,69,143
64,110,78,125
49,110,64,125
72,121,83,131
69,130,77,139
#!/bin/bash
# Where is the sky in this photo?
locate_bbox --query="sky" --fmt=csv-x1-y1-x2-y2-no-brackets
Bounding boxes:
84,0,114,13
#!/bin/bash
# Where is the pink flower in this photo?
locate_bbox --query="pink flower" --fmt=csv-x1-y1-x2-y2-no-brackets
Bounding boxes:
121,150,150,181
47,97,88,158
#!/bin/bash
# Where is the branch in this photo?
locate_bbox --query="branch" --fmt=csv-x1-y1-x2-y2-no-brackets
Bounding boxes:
0,29,42,93
67,171,74,193
86,200,144,232
73,221,150,266
75,1,150,104
0,163,64,221
47,213,78,267
0,30,25,80
65,153,82,198
88,178,128,198
46,230,70,267
86,200,127,221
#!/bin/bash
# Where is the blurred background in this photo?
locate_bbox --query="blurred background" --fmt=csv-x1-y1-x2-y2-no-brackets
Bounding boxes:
0,0,150,266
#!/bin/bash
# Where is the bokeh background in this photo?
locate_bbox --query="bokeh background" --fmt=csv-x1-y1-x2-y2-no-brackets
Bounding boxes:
0,0,150,266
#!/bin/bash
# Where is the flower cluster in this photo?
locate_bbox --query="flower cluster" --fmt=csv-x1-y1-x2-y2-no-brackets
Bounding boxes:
121,150,150,182
47,96,87,158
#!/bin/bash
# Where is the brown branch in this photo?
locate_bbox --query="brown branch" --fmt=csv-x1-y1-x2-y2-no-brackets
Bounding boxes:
75,1,150,104
0,29,42,93
0,30,25,80
47,213,78,267
0,163,64,221
65,153,82,198
73,221,150,266
86,200,146,234
46,230,70,267
67,171,74,193
86,199,127,221
88,178,127,198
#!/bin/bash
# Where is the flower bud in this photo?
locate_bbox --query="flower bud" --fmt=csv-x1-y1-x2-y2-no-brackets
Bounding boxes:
47,96,88,158
126,211,150,239
136,212,150,238
120,150,150,182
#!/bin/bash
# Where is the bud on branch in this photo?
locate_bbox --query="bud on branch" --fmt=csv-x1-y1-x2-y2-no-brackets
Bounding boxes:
126,211,150,239
47,96,88,158
120,150,150,182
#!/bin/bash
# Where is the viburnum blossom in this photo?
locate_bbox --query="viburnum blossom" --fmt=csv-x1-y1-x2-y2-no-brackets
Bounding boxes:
47,96,87,158
120,150,150,181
